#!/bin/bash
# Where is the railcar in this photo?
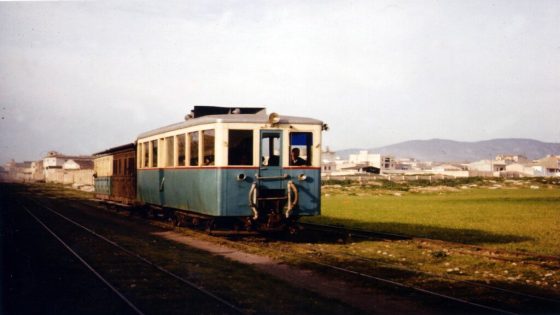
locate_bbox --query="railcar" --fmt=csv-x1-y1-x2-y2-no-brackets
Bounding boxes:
93,143,137,205
135,106,325,231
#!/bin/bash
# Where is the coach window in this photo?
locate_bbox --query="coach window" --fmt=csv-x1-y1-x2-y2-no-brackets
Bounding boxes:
189,131,199,166
177,134,186,166
202,129,215,166
289,132,312,166
137,147,141,169
143,142,149,168
128,157,134,175
228,130,253,165
151,140,158,167
165,136,174,167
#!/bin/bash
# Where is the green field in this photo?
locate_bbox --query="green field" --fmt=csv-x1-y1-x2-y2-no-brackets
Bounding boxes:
304,187,560,256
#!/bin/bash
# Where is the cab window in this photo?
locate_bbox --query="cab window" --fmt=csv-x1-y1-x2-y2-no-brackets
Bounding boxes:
289,132,312,166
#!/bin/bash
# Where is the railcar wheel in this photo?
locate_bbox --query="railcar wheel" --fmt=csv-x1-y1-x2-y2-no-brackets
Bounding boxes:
205,219,216,234
192,217,200,227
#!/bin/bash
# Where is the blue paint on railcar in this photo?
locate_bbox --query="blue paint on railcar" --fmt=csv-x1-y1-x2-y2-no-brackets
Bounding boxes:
138,169,219,216
137,167,320,218
94,177,111,196
284,168,321,216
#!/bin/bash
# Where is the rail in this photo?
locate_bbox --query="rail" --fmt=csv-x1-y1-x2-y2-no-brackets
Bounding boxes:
22,205,146,315
28,199,246,314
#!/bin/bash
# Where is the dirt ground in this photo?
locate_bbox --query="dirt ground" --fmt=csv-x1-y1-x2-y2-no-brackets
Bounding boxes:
153,230,439,315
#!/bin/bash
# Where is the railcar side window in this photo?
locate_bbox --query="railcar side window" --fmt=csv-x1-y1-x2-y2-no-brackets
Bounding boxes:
203,129,215,166
143,142,149,168
177,134,186,166
151,140,158,167
137,147,141,169
228,130,253,165
289,132,312,166
128,157,134,175
189,131,199,166
165,136,174,167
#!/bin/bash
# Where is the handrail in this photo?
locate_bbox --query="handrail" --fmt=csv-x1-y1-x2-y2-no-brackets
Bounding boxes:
248,183,258,220
255,174,289,180
285,180,299,218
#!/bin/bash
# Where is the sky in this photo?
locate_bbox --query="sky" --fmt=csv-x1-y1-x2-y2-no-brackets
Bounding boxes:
1,0,559,163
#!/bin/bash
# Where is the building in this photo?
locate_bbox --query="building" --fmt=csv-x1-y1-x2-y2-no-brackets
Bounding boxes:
468,159,507,172
16,161,33,182
495,154,529,164
348,151,395,173
321,147,338,176
532,155,560,177
31,160,45,182
63,159,95,187
43,151,93,184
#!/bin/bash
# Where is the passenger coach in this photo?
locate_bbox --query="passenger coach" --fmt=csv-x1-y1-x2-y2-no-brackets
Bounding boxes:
93,143,137,205
136,106,325,230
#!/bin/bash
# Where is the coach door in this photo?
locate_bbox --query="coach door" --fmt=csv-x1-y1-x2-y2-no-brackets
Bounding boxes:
259,130,284,190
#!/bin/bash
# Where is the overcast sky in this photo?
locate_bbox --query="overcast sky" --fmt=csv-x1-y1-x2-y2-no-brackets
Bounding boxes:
1,0,559,163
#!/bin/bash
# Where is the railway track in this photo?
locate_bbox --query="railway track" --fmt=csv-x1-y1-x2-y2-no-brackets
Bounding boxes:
21,199,245,315
15,185,560,315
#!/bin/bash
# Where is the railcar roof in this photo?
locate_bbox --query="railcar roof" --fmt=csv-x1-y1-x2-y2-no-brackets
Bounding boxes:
93,143,136,156
137,113,323,140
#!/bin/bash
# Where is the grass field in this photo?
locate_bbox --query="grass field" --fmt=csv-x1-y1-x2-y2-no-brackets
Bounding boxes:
304,186,560,256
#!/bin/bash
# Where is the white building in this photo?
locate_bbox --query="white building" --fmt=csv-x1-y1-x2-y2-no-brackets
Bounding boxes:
321,147,338,175
348,150,395,172
43,151,93,183
467,160,506,172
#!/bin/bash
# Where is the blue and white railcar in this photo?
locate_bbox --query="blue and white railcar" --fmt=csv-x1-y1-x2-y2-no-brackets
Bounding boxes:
135,106,325,230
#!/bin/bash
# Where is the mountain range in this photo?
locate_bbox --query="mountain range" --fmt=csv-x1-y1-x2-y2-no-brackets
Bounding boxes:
335,138,560,162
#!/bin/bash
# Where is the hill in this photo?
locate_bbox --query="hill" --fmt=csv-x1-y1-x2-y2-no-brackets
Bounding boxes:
336,138,560,162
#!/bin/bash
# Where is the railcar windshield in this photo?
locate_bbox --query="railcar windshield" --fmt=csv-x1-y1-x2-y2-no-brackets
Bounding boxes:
289,132,312,166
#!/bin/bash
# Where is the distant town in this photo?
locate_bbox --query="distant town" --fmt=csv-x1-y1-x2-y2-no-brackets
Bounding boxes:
322,148,560,179
2,147,559,190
